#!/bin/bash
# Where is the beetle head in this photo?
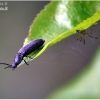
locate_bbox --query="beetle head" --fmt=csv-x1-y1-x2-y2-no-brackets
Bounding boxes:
0,53,23,71
11,53,23,70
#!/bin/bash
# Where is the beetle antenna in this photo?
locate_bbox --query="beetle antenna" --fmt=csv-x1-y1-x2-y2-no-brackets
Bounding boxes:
0,63,12,69
4,65,12,69
0,63,11,66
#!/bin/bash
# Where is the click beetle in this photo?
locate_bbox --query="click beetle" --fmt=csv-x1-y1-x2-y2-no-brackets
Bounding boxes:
0,39,45,70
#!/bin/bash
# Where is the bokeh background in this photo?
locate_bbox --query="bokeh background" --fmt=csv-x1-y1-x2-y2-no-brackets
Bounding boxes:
0,1,100,99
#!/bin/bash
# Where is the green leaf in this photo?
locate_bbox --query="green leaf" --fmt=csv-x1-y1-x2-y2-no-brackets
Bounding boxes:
20,1,100,65
47,46,100,99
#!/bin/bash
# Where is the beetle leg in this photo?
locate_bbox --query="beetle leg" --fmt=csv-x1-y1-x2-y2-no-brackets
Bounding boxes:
23,59,29,65
26,55,33,59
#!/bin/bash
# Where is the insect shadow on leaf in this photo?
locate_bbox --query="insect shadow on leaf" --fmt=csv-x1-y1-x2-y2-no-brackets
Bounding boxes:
75,27,98,44
75,22,100,44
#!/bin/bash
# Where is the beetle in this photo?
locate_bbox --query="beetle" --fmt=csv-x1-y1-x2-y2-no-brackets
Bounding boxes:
0,39,45,70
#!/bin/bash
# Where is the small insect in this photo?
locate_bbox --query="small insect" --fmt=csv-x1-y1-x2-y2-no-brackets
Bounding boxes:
0,39,45,70
76,29,98,44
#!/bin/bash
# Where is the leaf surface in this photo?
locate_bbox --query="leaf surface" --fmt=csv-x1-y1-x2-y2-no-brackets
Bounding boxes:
21,1,100,65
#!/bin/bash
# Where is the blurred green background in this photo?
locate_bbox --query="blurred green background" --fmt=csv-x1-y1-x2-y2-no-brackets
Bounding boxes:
0,1,100,99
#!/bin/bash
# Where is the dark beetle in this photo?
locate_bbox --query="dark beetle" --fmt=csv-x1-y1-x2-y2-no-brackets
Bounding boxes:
0,39,45,70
